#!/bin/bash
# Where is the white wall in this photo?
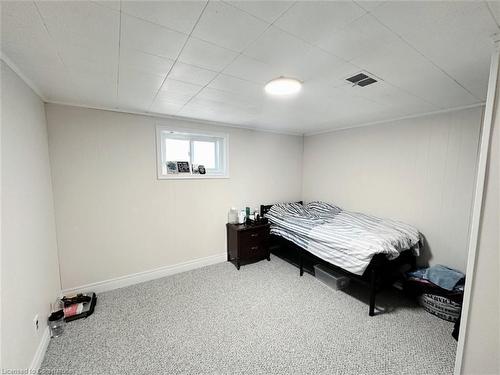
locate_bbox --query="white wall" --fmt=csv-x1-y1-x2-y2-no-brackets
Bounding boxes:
45,104,303,290
1,62,61,368
462,74,499,374
302,107,483,272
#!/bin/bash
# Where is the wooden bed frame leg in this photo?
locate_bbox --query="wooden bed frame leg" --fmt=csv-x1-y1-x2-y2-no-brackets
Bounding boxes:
369,268,376,316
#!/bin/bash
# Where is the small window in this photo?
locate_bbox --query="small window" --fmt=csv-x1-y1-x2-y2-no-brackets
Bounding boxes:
156,125,229,179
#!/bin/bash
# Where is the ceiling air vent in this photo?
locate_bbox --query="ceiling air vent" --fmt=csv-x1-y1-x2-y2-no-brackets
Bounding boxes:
346,72,377,87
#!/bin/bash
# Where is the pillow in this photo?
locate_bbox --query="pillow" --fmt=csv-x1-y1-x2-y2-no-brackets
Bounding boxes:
305,201,342,216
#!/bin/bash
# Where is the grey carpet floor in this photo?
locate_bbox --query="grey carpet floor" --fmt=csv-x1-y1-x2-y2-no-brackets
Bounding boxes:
41,257,457,374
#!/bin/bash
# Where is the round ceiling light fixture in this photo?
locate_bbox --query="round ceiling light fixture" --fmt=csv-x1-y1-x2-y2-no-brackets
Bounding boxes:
264,77,302,96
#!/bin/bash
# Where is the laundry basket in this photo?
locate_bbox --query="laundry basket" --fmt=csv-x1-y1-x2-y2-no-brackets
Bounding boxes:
418,293,461,322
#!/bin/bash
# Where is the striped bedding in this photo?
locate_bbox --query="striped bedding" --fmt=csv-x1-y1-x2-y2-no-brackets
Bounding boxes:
266,202,421,275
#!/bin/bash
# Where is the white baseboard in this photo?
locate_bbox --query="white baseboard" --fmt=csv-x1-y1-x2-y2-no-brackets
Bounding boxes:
30,327,50,370
61,252,227,295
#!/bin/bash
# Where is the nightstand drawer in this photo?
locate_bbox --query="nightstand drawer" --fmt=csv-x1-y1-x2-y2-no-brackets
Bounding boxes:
241,243,267,259
240,228,268,245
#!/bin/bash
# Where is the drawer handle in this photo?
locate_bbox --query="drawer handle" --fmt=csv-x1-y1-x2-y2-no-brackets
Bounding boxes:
250,233,259,237
250,246,258,250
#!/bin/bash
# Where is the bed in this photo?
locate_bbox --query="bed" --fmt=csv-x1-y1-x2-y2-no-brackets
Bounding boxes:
261,201,422,316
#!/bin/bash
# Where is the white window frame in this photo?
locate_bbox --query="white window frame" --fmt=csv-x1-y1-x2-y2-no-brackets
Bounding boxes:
156,125,229,180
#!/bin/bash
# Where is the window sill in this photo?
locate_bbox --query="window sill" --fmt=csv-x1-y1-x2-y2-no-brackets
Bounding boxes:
157,174,229,180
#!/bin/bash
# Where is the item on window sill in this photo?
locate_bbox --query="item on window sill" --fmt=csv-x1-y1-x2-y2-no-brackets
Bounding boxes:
176,161,190,173
166,161,178,174
191,164,206,175
245,207,250,219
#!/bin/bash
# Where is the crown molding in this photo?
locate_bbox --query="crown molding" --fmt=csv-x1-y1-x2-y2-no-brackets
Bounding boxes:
45,100,304,137
304,102,486,137
1,53,47,101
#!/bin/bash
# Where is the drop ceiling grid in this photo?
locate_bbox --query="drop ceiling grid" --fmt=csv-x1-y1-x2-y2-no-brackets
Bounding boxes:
170,1,298,119
171,1,374,121
267,1,486,107
0,0,496,133
165,0,487,122
35,0,121,107
1,1,84,104
368,1,488,102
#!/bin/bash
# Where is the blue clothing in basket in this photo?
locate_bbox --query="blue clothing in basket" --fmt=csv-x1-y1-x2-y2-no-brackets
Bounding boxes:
425,265,465,291
408,265,465,291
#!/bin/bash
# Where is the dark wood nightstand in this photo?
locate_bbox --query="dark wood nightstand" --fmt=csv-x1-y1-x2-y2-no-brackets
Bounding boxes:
226,223,271,270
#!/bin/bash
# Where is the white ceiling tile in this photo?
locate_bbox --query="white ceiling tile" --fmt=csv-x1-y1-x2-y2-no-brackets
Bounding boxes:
37,1,119,49
223,54,278,84
117,95,152,113
155,79,202,106
92,1,121,12
66,56,117,80
119,68,164,94
350,39,431,87
50,30,119,80
1,1,64,72
372,1,484,36
372,2,496,101
397,66,481,108
36,1,120,84
17,64,82,103
178,99,258,126
121,1,206,34
351,38,480,108
242,27,349,82
208,74,263,98
337,80,439,115
288,47,348,82
150,101,184,115
441,52,491,101
178,37,238,71
168,62,218,86
316,14,400,61
119,48,174,77
274,1,366,45
196,87,261,109
121,14,187,60
75,72,116,93
354,1,386,12
192,1,268,52
225,1,294,23
487,1,500,26
75,72,118,109
119,82,163,113
243,26,312,68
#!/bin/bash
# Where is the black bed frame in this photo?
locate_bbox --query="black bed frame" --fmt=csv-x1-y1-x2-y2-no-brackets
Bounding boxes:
260,202,417,316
